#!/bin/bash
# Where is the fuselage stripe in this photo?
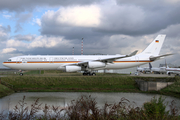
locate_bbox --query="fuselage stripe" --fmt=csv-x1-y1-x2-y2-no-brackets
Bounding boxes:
3,60,152,64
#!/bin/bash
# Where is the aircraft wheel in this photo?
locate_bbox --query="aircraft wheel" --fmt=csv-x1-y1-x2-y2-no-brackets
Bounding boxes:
83,73,88,76
92,73,96,76
19,73,23,76
83,71,89,76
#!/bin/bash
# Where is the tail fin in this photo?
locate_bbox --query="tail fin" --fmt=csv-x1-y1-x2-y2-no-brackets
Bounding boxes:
141,34,166,56
149,63,152,70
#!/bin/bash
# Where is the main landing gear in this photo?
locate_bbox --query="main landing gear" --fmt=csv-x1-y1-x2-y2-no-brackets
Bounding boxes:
19,73,23,76
83,71,96,76
19,70,23,76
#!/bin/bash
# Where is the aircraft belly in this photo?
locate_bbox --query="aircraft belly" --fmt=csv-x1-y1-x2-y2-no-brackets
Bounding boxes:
4,63,61,70
106,62,148,69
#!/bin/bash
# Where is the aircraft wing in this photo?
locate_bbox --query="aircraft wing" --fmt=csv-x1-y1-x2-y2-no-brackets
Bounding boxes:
64,50,138,66
149,53,173,61
96,50,138,63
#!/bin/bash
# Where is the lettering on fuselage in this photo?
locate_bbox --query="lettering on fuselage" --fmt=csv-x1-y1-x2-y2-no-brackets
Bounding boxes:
18,57,75,61
54,57,74,60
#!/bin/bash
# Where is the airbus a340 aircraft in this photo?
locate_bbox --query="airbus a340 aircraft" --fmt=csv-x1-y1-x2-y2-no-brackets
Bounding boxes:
3,34,172,76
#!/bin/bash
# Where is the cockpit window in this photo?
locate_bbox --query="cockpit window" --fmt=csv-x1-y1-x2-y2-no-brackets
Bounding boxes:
8,59,11,61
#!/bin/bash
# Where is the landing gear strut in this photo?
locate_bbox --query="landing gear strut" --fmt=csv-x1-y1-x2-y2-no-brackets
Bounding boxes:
83,71,96,76
19,70,23,76
19,73,23,76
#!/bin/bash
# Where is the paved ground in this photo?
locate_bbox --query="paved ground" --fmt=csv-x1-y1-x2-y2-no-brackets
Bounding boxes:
130,73,175,77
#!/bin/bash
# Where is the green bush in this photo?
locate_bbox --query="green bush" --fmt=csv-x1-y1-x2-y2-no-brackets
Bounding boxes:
143,96,168,119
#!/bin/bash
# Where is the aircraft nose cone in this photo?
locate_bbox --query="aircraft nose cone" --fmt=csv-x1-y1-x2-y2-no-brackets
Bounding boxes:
2,62,9,67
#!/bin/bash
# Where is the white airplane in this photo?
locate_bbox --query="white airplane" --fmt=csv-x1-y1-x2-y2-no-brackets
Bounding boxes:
137,63,151,73
151,66,166,74
137,63,167,74
3,34,172,76
166,66,180,76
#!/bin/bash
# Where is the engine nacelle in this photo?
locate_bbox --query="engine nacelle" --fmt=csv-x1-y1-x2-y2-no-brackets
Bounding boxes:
88,61,106,69
65,66,81,72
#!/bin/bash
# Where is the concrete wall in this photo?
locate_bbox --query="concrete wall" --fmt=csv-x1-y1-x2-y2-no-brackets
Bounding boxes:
136,80,174,91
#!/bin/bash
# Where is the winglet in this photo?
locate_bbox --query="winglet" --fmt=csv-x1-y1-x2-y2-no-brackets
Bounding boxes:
127,50,138,57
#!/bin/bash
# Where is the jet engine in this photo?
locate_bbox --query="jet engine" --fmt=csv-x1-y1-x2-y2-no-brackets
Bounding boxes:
88,61,106,69
65,66,81,72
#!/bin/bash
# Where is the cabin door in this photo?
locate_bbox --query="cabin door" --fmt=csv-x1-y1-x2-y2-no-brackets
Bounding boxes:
135,56,139,62
49,57,54,63
16,58,22,64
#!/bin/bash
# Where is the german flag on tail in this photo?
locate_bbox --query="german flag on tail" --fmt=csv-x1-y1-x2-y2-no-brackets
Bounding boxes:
155,40,159,43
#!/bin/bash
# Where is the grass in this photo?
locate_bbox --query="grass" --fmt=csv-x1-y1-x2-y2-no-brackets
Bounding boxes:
23,70,43,75
0,84,14,98
0,70,180,99
156,76,180,98
1,76,138,92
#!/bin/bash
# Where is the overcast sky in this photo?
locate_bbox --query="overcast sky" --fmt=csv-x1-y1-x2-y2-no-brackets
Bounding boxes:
0,0,180,68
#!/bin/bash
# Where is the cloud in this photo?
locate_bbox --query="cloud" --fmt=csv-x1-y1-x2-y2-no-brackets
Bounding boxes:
0,25,11,41
29,36,64,48
14,34,36,41
0,25,11,33
3,35,74,55
3,14,11,19
41,5,100,28
0,0,102,12
96,4,145,35
13,13,33,33
2,48,16,54
58,5,100,27
6,39,27,47
159,24,180,38
156,24,180,56
40,4,102,40
33,18,41,26
0,0,180,68
15,13,32,23
14,23,23,33
40,0,180,39
165,0,180,4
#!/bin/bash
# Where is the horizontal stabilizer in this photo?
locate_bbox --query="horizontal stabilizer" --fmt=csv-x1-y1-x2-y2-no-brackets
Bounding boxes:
149,53,173,61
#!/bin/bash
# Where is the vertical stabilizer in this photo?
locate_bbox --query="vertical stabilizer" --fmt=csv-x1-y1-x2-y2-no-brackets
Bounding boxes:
149,63,152,70
141,34,166,56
